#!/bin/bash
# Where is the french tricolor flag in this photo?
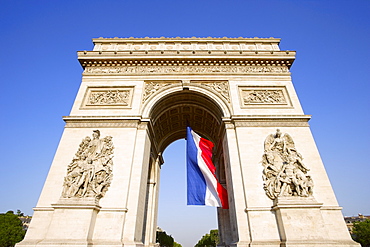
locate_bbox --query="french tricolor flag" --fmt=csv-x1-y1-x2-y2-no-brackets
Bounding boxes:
186,126,229,209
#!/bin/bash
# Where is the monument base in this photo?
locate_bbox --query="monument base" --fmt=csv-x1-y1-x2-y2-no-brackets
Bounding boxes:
271,197,359,247
17,198,103,247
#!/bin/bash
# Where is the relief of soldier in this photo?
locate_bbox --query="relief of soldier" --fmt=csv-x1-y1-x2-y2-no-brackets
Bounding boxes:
62,130,114,199
262,129,313,200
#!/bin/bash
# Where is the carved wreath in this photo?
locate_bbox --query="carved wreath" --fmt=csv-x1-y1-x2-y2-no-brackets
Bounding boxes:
62,130,114,199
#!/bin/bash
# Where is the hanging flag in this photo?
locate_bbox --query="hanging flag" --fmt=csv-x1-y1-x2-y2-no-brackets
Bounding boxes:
186,126,229,209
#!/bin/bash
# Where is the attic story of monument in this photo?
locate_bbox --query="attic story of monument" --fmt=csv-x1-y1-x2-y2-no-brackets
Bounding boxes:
17,37,359,247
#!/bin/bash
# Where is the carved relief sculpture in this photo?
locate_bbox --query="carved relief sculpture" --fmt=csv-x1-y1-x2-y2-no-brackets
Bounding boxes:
88,90,130,106
261,129,313,200
200,81,230,103
84,64,289,75
243,90,286,104
62,130,114,199
142,81,172,103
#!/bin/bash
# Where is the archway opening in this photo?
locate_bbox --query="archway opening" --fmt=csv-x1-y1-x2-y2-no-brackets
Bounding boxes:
148,90,227,247
158,139,218,247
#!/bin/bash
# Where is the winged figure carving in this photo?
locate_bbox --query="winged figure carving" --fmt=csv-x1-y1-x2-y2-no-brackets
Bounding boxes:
62,130,114,199
262,129,313,200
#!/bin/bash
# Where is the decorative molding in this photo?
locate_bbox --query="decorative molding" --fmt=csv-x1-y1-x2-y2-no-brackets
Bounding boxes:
231,115,310,127
196,81,230,103
142,80,231,105
33,207,54,212
142,81,178,103
234,121,309,127
91,37,283,53
83,64,290,75
81,86,134,109
239,86,292,108
99,208,128,212
65,122,139,128
224,122,235,129
63,116,142,128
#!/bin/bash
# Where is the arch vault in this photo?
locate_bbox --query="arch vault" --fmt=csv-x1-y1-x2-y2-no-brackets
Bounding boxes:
18,37,359,247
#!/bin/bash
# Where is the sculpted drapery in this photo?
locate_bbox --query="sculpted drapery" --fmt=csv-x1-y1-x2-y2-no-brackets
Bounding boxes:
62,130,114,199
262,129,313,200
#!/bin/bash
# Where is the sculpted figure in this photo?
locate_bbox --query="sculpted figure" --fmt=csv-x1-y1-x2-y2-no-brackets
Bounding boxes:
62,130,114,199
262,129,313,200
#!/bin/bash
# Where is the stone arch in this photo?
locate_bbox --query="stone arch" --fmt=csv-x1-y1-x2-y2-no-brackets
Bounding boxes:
147,88,228,152
141,83,231,120
141,88,233,246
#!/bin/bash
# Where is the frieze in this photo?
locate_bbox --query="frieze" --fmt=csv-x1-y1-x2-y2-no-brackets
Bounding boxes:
81,87,134,109
84,64,289,75
239,86,291,108
243,90,286,104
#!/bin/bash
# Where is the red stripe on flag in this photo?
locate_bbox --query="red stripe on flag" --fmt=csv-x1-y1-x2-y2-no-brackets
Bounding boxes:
198,137,229,209
199,138,216,174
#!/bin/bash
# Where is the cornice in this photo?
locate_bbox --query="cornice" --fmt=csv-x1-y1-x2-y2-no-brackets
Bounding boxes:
79,58,293,66
78,51,295,61
228,115,311,127
92,37,281,42
63,116,142,128
91,37,282,51
79,58,293,75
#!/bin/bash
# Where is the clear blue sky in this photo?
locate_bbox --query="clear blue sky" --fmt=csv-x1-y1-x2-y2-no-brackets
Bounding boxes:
0,1,369,247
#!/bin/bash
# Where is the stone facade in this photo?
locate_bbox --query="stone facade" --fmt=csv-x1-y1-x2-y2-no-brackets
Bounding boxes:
17,37,359,247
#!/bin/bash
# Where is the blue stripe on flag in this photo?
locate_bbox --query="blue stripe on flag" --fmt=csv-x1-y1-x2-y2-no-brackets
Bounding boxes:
186,126,206,205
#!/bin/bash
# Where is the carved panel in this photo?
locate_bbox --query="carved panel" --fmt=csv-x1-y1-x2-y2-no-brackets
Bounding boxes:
239,86,292,108
196,81,230,103
142,81,178,103
261,129,313,200
62,130,114,200
84,64,289,75
81,86,134,109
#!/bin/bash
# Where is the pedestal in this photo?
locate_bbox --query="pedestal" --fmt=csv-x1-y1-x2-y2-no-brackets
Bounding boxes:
273,197,357,247
38,198,101,247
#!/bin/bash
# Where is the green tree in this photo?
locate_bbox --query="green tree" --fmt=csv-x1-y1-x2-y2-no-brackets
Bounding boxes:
172,242,182,247
0,211,26,247
352,219,370,247
16,210,23,217
156,230,174,247
195,229,219,247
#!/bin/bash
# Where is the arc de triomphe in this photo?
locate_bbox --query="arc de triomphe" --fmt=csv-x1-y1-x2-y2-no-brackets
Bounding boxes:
18,37,359,247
